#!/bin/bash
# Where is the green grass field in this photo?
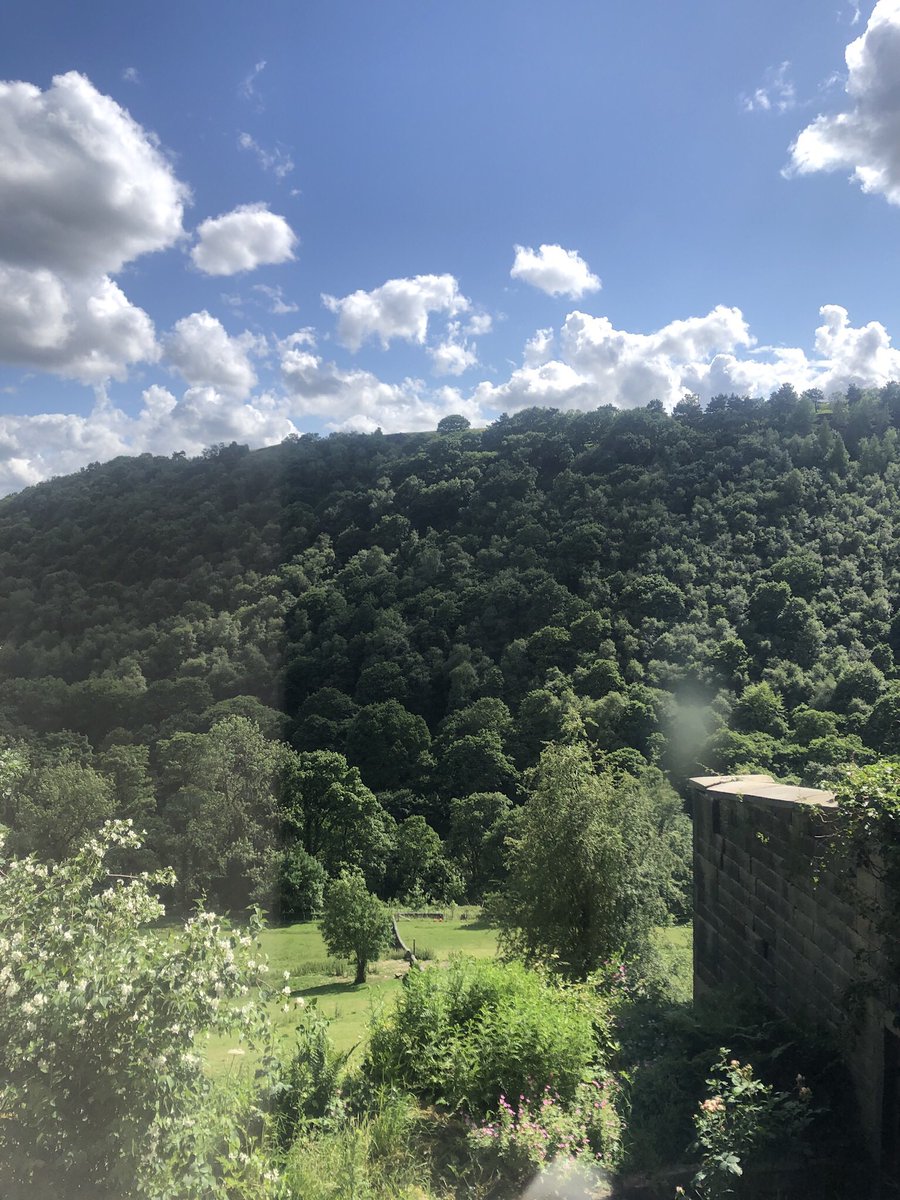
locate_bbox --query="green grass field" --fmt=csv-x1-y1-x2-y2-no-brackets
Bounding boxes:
205,912,499,1075
205,916,694,1076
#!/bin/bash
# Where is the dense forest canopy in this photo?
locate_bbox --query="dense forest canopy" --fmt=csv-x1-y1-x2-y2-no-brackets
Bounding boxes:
1,384,899,908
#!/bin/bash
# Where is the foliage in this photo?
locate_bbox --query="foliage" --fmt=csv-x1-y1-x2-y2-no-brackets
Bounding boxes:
4,398,900,904
495,744,688,976
319,869,392,983
270,1001,349,1144
279,843,328,921
0,821,273,1199
280,1089,436,1200
687,1051,814,1199
365,957,608,1116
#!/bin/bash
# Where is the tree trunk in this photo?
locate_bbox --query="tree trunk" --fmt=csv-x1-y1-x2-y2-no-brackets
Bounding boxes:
354,958,367,984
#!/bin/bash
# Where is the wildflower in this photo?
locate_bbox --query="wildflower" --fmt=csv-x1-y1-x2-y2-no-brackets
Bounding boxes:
700,1096,725,1114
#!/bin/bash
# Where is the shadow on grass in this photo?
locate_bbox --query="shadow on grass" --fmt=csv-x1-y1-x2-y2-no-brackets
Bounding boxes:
458,915,496,931
298,979,368,1000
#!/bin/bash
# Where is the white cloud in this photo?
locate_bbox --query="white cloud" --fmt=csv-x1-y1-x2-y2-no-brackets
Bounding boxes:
466,312,493,337
238,132,295,179
0,71,187,277
0,270,158,383
323,273,469,351
253,283,299,314
510,244,601,299
0,71,189,383
280,338,483,431
164,311,263,399
121,66,140,84
788,1,900,204
741,61,796,113
191,204,297,276
473,303,900,414
429,339,478,377
0,384,297,495
428,319,479,376
523,328,556,366
239,60,267,104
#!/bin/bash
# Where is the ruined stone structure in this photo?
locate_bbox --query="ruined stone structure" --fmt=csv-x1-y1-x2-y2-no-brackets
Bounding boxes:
691,773,898,1178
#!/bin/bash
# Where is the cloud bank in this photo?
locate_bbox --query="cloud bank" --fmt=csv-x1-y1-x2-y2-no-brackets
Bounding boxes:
3,302,900,493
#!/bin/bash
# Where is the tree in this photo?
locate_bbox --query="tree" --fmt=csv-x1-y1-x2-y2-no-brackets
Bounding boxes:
279,843,328,920
320,868,392,984
496,743,679,977
436,414,471,433
0,821,269,1198
345,701,432,792
279,749,394,887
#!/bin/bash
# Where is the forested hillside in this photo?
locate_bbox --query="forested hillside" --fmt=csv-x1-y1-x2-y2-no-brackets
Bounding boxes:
1,385,899,909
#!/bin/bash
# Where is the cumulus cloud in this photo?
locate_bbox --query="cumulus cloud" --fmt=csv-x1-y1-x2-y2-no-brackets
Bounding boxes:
164,311,266,399
280,336,483,432
428,319,481,376
0,71,187,276
0,71,189,382
191,204,297,275
323,273,469,351
0,384,297,495
7,300,900,493
741,61,796,113
510,244,601,299
473,303,900,414
0,269,158,383
788,1,900,204
238,132,295,179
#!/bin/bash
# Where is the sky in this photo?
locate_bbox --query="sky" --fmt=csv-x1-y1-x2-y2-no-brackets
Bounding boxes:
1,0,900,492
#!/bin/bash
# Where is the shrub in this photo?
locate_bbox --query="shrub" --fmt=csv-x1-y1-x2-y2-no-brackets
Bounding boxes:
365,957,607,1116
0,821,273,1199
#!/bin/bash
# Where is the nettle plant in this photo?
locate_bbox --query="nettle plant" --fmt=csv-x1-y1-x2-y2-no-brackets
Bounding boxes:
0,820,275,1199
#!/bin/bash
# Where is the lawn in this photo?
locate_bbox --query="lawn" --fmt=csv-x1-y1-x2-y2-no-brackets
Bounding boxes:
205,911,499,1074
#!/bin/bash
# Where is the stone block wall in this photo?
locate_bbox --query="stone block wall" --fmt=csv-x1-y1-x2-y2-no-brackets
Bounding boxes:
691,773,891,1165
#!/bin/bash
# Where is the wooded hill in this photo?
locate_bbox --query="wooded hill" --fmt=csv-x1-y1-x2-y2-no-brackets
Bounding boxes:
0,385,898,907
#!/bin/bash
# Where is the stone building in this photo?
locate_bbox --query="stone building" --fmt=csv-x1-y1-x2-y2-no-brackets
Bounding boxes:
690,773,898,1180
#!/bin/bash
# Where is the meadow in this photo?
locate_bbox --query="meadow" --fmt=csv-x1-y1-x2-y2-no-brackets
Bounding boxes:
206,911,500,1072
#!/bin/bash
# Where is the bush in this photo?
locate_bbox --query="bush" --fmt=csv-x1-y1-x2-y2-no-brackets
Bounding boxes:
365,957,608,1116
0,821,273,1199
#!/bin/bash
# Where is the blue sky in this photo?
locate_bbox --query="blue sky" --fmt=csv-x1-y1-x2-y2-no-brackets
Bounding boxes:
0,0,897,491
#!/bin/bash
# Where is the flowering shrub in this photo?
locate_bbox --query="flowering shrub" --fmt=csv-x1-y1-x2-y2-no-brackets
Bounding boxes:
467,1078,622,1190
0,820,275,1198
687,1051,814,1199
